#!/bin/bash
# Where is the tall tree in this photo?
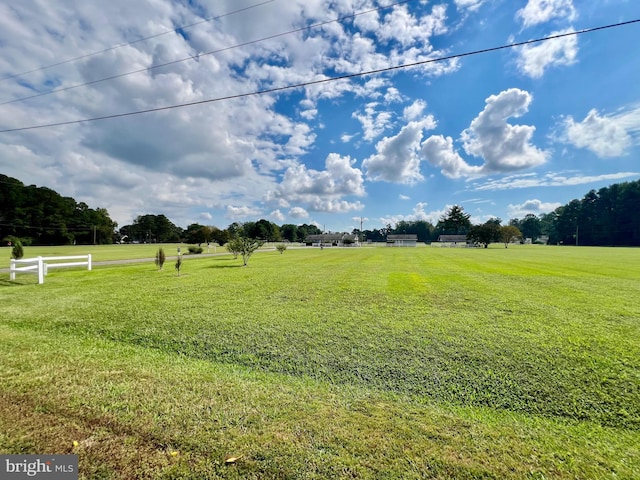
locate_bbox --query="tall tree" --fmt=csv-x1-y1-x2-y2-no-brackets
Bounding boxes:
437,205,472,234
467,219,501,248
511,214,541,241
280,224,298,242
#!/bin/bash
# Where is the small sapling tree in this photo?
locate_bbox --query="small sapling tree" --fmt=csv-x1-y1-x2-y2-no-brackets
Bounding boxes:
11,239,24,260
240,237,264,266
276,244,287,254
155,247,166,270
226,237,242,259
500,225,522,248
175,254,183,276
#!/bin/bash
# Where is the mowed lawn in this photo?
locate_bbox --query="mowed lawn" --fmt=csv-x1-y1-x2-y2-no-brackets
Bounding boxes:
0,245,638,479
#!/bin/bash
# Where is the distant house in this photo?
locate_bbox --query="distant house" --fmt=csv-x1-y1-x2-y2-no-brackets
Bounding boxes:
305,233,359,247
435,234,469,247
437,234,467,243
535,235,549,245
386,234,418,247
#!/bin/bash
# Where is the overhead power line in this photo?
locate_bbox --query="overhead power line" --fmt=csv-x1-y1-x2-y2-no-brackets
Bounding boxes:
0,0,414,106
1,19,638,134
0,0,275,83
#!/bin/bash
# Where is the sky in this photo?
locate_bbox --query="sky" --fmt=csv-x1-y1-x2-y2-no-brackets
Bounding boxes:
0,0,639,233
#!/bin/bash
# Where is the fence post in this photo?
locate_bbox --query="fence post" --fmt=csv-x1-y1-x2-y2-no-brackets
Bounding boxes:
87,254,92,271
37,257,44,284
10,259,16,281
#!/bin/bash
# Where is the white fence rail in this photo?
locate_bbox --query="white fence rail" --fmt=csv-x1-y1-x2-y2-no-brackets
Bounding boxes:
10,255,92,284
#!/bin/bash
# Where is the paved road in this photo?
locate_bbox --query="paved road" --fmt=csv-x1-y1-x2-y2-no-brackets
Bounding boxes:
1,246,317,273
0,251,238,273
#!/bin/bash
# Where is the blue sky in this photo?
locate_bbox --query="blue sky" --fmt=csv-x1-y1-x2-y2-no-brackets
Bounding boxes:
0,0,638,232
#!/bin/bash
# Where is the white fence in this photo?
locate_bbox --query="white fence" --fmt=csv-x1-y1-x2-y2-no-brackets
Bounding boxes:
9,255,92,284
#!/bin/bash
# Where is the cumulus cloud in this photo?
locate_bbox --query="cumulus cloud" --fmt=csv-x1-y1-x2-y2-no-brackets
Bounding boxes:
517,29,577,78
561,107,640,157
270,153,365,212
270,209,286,222
507,199,562,217
226,205,264,219
403,99,427,121
462,89,548,171
352,103,394,141
420,135,483,178
288,206,309,218
422,88,548,178
379,202,443,227
517,0,577,29
363,118,437,183
354,4,448,47
0,0,460,227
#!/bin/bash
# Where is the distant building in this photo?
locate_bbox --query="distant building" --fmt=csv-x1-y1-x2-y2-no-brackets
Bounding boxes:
305,233,359,247
386,234,418,247
435,234,470,247
437,234,467,243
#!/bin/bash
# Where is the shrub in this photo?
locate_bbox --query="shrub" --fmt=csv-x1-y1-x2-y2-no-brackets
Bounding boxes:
11,239,24,260
276,244,287,254
226,237,242,259
155,248,166,269
188,246,203,254
226,237,264,265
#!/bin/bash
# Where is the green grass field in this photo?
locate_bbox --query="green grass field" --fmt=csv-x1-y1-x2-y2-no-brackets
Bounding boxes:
0,243,229,268
1,245,638,479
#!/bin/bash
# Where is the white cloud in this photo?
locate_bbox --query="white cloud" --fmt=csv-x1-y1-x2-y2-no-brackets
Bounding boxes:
0,0,463,228
384,87,404,104
226,205,264,219
270,209,286,222
352,102,394,141
454,0,486,12
462,89,548,171
288,206,309,218
399,194,410,200
309,199,364,213
473,171,640,191
421,135,483,178
403,99,427,121
271,153,365,212
422,89,548,178
508,199,562,217
363,118,437,183
517,0,577,29
355,4,448,47
561,107,640,157
379,202,442,227
517,29,577,78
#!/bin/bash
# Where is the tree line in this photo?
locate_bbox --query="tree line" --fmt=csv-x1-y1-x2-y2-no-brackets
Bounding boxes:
529,180,640,246
0,174,116,245
2,173,638,246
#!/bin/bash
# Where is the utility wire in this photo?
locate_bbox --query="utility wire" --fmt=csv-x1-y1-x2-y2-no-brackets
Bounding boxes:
0,0,275,83
1,19,638,134
0,0,414,106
